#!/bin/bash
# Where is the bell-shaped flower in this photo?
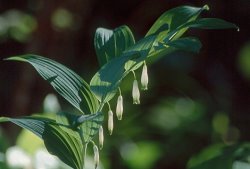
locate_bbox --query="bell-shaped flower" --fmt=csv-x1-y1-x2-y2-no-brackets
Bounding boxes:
132,79,140,104
108,110,114,135
141,63,148,90
93,145,99,169
98,126,104,149
116,95,123,120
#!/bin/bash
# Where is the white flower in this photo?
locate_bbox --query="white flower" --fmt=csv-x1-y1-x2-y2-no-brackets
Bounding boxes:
43,93,61,113
99,126,104,149
132,80,140,104
108,110,114,135
93,145,99,169
141,63,148,90
116,95,123,120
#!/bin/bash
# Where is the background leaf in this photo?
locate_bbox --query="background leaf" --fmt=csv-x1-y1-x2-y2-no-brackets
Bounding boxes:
6,55,99,115
187,144,250,169
94,25,135,67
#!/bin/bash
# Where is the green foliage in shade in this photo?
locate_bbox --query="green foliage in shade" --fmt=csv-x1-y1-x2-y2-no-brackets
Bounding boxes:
94,25,135,67
0,116,83,169
182,18,239,30
56,112,104,143
90,35,156,102
0,4,239,169
6,55,99,115
187,144,250,169
90,4,237,103
146,5,209,39
166,37,202,53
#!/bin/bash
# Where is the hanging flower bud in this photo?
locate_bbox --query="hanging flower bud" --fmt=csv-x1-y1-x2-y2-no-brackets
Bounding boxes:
141,63,148,90
132,79,140,104
108,110,114,135
116,95,123,120
99,126,104,149
93,145,99,169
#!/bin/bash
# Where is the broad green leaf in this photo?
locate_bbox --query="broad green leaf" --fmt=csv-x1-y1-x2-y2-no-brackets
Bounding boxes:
146,5,209,38
90,35,156,102
187,143,250,169
0,116,83,169
56,112,104,143
6,55,99,115
166,37,202,53
180,18,239,30
94,25,135,67
79,112,104,143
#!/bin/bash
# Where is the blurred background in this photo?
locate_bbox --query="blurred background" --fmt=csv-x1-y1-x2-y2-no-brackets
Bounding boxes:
0,0,250,169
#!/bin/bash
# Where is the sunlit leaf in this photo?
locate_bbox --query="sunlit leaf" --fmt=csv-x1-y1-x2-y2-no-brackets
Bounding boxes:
56,112,104,143
90,35,156,102
6,55,99,115
146,5,209,38
94,25,135,67
0,116,83,169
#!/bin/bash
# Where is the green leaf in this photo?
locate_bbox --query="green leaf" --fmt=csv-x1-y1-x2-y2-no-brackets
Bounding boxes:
0,116,83,169
79,112,104,143
146,5,209,37
56,112,104,143
94,25,135,67
187,143,250,169
90,35,156,102
166,37,202,53
181,18,239,30
6,55,99,115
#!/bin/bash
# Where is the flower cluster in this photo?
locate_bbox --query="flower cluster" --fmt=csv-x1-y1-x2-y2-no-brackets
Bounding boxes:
94,62,149,168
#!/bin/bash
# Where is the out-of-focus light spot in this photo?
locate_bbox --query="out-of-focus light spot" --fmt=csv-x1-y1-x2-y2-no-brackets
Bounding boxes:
120,141,161,169
175,98,195,117
212,113,229,135
238,42,250,79
34,148,60,169
0,10,37,42
16,129,44,155
6,146,32,168
0,16,8,38
222,127,240,145
51,8,74,31
150,97,203,131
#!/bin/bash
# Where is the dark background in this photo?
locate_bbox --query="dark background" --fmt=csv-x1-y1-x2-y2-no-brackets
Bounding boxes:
0,0,250,169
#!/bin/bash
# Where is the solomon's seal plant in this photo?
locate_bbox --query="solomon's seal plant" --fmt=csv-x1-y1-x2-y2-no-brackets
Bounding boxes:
0,5,238,169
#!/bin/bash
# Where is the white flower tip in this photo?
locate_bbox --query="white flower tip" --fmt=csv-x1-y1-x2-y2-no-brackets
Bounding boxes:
132,80,140,104
108,110,114,135
93,145,99,169
116,95,123,120
141,64,148,90
99,126,104,150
